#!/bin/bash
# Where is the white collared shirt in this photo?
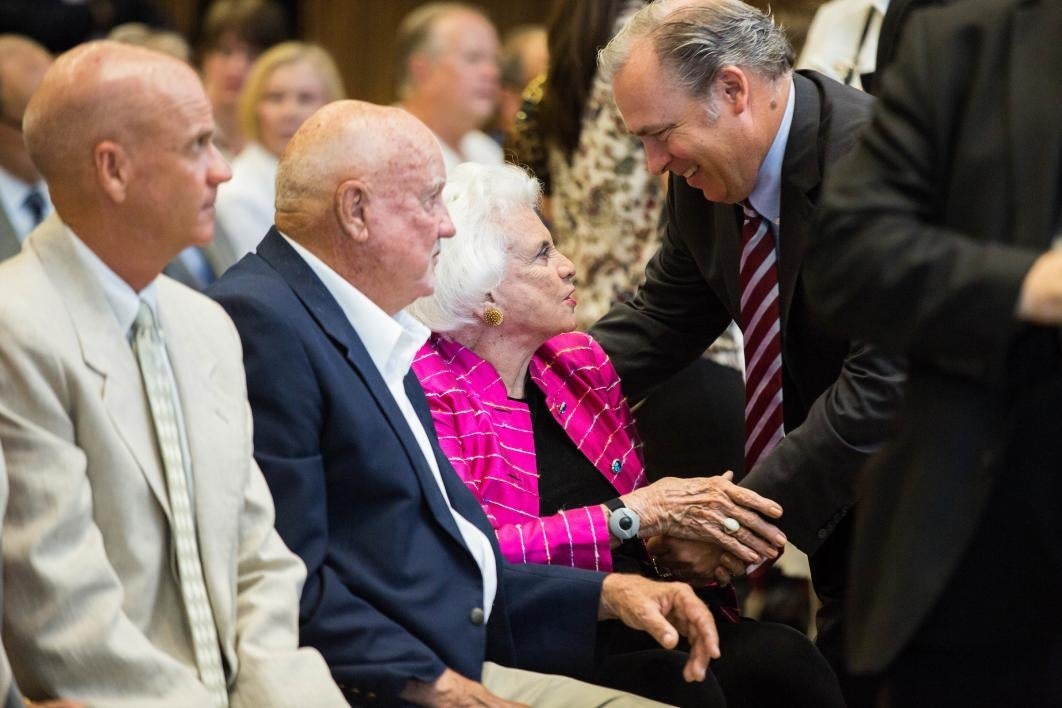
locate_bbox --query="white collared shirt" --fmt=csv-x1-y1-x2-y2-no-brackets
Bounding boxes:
65,227,196,497
433,129,503,175
798,0,889,91
0,166,51,243
282,233,499,620
747,78,797,241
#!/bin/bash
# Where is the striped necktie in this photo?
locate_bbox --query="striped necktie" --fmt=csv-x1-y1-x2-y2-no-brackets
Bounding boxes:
132,301,229,707
739,202,785,474
23,189,45,227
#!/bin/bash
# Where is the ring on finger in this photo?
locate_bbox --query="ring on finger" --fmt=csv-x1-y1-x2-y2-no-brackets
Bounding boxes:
722,516,741,535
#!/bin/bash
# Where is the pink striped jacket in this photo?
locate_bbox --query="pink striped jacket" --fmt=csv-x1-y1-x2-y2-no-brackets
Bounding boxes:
412,331,647,572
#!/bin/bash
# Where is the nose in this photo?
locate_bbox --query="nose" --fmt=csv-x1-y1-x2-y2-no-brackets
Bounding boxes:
209,143,233,185
438,205,456,239
558,250,575,281
643,139,670,176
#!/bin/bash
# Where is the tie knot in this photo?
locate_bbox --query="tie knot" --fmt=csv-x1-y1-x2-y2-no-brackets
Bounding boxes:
740,200,759,221
134,300,158,336
23,188,45,226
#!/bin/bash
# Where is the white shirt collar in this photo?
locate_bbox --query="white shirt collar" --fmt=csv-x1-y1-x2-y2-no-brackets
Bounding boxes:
64,226,159,335
747,77,797,227
280,233,429,383
0,165,50,242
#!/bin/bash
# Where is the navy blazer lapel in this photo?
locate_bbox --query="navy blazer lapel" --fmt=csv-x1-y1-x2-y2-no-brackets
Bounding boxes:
1009,0,1062,248
778,74,821,331
404,374,500,544
256,229,469,548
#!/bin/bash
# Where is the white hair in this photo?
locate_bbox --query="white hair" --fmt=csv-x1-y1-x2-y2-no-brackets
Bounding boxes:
408,162,542,333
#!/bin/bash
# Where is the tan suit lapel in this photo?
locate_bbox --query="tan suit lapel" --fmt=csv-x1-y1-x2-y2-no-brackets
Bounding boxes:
28,216,174,526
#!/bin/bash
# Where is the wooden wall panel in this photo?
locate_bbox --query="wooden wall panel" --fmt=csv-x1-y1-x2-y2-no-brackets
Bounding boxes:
156,0,551,104
154,0,819,104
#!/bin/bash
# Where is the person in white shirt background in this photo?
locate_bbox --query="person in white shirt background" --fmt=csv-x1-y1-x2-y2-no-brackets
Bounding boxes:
212,40,345,273
396,2,504,174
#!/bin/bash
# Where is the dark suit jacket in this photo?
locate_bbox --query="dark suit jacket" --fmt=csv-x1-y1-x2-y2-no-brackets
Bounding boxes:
810,0,1062,673
209,230,605,705
591,71,905,558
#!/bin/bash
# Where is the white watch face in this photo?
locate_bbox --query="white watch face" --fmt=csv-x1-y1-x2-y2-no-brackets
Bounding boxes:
609,507,640,541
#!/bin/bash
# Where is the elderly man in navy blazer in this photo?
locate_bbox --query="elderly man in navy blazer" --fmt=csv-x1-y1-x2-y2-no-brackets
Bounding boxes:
209,100,720,706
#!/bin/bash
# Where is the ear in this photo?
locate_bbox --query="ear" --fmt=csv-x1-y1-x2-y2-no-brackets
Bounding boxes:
335,179,369,243
408,53,432,86
94,140,131,203
716,66,750,114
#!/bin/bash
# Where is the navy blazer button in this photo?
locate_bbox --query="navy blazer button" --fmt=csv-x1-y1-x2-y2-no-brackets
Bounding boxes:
817,528,829,540
469,607,485,625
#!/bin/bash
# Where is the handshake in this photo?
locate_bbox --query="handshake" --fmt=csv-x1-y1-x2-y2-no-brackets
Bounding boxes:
614,471,787,586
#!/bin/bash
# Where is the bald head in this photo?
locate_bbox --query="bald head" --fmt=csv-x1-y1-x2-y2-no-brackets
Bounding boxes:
20,40,230,291
23,41,206,194
275,100,440,239
0,35,52,182
276,100,454,315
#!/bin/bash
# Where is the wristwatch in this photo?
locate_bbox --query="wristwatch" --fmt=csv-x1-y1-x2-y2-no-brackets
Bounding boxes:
604,498,640,541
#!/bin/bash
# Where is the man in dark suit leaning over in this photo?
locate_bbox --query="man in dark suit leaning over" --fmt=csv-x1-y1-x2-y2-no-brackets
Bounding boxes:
209,99,721,707
808,0,1062,704
590,0,906,702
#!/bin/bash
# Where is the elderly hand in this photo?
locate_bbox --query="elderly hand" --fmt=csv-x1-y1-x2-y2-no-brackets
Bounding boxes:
646,536,747,586
598,573,720,682
401,668,529,708
620,472,786,565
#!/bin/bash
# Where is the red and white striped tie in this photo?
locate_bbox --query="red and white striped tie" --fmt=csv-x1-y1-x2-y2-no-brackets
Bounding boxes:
739,202,785,474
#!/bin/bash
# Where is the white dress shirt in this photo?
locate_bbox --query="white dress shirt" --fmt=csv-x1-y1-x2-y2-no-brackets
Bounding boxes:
0,166,51,243
434,129,503,175
282,233,500,619
798,0,889,91
214,142,279,259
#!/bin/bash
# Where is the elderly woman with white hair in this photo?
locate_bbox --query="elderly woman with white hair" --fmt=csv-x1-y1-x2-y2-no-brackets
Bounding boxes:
409,162,845,707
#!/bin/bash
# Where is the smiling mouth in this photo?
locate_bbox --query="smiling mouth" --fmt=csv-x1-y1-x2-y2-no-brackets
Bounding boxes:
682,166,698,179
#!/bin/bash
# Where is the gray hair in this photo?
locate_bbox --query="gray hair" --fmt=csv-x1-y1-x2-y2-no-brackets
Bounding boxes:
407,162,541,333
395,2,490,98
599,0,792,98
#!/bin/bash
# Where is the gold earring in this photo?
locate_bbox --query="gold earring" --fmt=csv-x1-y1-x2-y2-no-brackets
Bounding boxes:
482,306,504,327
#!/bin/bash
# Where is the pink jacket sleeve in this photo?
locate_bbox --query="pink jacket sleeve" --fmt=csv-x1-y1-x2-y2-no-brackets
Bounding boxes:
426,396,614,573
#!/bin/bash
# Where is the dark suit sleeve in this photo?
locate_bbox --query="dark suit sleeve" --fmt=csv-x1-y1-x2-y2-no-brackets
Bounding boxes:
742,340,905,552
808,12,1040,386
590,189,734,402
215,290,448,704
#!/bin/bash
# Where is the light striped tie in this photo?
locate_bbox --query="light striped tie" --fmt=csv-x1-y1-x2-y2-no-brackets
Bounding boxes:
739,203,785,474
132,301,228,707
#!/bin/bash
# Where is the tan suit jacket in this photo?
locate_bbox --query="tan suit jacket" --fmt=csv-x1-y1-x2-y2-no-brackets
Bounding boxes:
0,216,344,706
1,450,22,708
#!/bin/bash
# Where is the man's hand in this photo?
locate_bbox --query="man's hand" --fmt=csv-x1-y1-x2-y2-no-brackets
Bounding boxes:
598,573,720,682
646,536,748,586
621,471,785,565
1017,249,1062,325
23,700,85,708
401,668,528,708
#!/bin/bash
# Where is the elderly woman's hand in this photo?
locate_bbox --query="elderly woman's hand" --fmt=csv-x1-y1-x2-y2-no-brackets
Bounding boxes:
621,472,785,565
646,536,748,586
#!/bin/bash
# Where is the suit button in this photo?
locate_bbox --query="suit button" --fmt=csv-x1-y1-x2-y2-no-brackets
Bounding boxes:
367,692,377,700
817,528,829,540
610,459,621,474
558,402,567,414
469,607,485,626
